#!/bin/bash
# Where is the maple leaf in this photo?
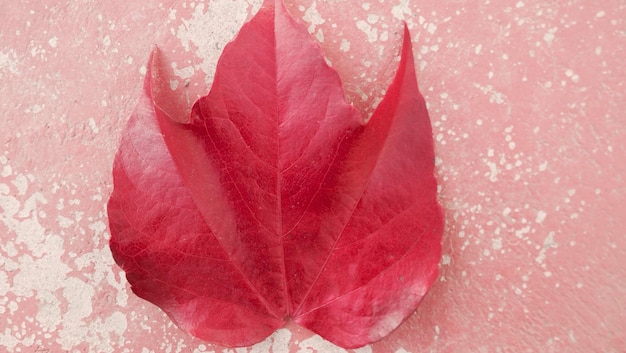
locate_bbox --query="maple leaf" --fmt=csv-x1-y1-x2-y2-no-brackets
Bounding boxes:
107,0,443,348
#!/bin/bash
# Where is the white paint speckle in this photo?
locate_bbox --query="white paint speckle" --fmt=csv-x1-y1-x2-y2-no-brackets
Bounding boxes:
299,334,351,352
169,79,179,91
246,328,291,353
176,0,260,83
492,238,503,250
57,215,74,228
48,36,58,48
1,165,11,177
0,49,20,76
515,225,531,239
473,83,506,104
367,14,380,25
543,27,557,44
315,28,324,43
391,0,412,21
395,349,412,353
379,30,389,42
486,161,499,182
536,231,557,264
12,174,28,195
536,210,547,223
168,8,177,20
171,62,195,80
426,23,437,34
102,35,111,47
302,1,326,34
88,118,99,134
339,39,350,52
26,104,44,114
356,20,378,42
565,69,580,83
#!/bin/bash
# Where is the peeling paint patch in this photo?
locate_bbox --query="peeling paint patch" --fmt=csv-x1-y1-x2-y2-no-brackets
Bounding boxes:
536,232,558,264
340,38,351,52
302,1,326,34
536,210,547,223
391,0,412,21
176,0,262,83
0,49,20,75
356,20,378,43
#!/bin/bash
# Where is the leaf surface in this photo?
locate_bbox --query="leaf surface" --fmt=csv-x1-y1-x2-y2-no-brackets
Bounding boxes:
108,0,443,348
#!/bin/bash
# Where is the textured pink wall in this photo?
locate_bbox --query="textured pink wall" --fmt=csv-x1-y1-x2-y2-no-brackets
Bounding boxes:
1,0,624,352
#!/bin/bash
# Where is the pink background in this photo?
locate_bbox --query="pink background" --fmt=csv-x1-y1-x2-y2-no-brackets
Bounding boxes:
1,0,624,352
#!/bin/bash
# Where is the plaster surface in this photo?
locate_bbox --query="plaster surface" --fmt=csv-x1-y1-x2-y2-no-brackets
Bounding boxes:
1,0,624,352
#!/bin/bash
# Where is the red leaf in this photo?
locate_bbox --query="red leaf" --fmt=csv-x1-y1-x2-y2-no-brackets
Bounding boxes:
108,0,443,348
